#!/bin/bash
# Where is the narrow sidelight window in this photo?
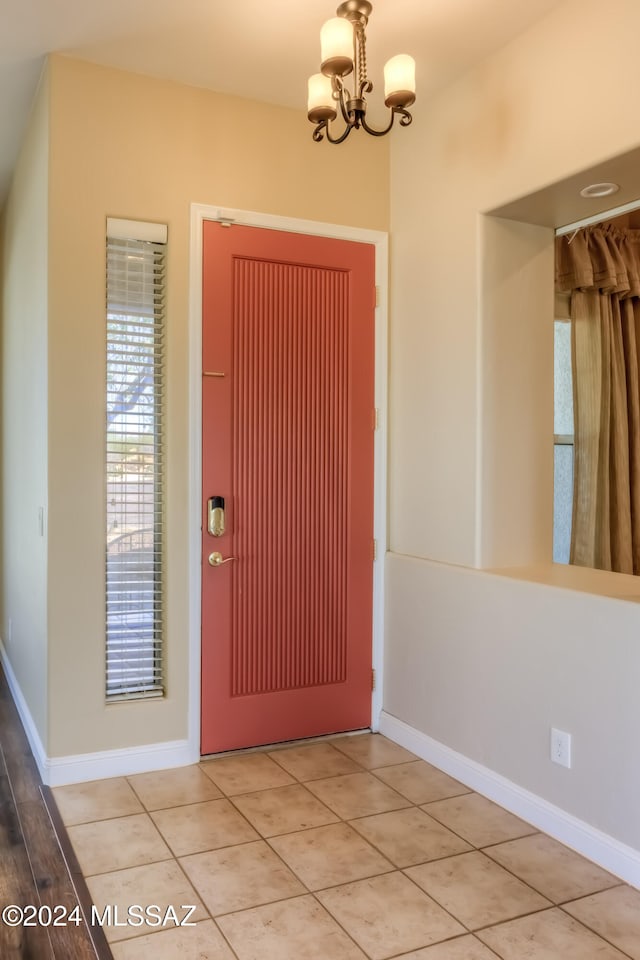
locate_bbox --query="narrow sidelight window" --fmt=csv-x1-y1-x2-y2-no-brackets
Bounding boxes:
105,218,167,699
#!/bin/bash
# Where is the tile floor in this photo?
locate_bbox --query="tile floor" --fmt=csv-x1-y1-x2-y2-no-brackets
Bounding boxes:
51,734,640,960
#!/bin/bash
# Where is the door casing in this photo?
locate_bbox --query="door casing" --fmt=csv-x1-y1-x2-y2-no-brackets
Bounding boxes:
187,204,388,760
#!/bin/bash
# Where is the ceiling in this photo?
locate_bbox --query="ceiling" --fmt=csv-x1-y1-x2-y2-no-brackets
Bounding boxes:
1,0,565,207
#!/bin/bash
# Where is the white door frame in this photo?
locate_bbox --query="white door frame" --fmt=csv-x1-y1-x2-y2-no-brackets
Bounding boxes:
188,203,388,759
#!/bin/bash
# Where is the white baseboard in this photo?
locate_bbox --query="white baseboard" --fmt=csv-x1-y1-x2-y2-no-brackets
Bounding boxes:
379,710,640,890
0,639,49,782
1,639,197,786
45,739,195,787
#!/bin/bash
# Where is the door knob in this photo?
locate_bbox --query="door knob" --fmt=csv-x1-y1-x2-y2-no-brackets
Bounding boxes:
208,551,237,567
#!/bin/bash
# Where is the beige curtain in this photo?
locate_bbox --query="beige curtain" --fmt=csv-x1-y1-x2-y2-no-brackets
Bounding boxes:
555,225,640,574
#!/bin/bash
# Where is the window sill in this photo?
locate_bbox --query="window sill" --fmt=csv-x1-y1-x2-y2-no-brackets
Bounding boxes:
487,562,640,603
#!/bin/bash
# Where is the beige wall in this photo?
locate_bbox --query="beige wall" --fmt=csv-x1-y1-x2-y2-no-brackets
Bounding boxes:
386,0,640,852
0,70,49,742
46,56,389,756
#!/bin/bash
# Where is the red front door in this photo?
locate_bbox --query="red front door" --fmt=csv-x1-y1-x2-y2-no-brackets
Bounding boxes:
201,222,375,754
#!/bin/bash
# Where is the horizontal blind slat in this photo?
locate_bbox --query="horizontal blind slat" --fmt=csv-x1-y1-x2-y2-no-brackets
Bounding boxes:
106,232,165,701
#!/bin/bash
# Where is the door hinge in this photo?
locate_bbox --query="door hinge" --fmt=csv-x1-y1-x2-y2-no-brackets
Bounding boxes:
375,285,380,308
373,539,377,561
373,408,379,430
371,668,376,691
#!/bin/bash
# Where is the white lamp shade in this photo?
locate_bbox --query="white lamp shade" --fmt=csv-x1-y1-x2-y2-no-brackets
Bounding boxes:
320,17,353,75
308,73,334,113
384,54,416,105
307,73,337,122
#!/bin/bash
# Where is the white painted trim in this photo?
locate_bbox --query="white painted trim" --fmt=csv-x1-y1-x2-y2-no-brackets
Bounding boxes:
45,740,193,787
0,639,48,782
474,213,485,569
189,204,389,751
1,640,194,787
379,711,640,889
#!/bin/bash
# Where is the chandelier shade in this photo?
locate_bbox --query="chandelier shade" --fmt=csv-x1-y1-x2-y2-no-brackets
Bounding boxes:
320,17,354,76
307,1,416,144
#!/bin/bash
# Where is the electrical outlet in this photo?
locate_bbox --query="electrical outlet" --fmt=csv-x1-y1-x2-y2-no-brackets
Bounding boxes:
550,727,571,768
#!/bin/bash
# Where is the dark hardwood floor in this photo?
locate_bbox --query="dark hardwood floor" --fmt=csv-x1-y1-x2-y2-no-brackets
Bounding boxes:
0,665,111,959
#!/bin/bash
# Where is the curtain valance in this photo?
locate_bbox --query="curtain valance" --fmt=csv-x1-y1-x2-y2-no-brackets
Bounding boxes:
556,225,640,298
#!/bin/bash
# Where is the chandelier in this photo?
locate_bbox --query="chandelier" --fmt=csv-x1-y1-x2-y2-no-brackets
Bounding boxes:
307,1,416,144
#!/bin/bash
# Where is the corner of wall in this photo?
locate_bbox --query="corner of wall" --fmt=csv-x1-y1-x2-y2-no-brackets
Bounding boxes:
0,59,50,751
478,213,554,568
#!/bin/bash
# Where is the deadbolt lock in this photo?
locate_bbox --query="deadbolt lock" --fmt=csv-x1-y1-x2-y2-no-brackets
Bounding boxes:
208,496,225,537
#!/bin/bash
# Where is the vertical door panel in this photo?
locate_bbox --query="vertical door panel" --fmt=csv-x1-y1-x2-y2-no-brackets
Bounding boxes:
201,223,375,754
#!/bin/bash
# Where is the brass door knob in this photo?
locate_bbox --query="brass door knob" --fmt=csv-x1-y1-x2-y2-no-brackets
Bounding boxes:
208,551,237,567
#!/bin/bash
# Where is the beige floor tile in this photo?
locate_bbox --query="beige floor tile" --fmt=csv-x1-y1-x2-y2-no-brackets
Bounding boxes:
316,871,465,960
268,742,361,781
350,807,471,867
333,733,417,769
397,935,501,959
151,798,259,856
406,850,550,929
180,839,305,915
372,761,471,805
269,821,393,889
231,784,339,837
484,834,620,903
563,885,640,959
201,752,295,796
86,859,207,943
52,777,143,826
218,894,367,960
424,793,535,847
128,766,222,810
68,812,172,876
477,907,629,959
110,920,236,959
306,772,411,820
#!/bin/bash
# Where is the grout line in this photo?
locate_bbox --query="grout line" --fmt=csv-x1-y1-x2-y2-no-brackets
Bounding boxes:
41,785,114,960
42,739,639,959
479,841,623,906
555,899,637,960
200,728,371,763
167,845,241,959
470,904,564,934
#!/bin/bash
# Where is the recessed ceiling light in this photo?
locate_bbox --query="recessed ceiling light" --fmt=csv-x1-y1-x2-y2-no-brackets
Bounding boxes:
580,182,620,198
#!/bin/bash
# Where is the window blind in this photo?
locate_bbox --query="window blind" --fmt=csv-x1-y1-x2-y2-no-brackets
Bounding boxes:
105,221,166,700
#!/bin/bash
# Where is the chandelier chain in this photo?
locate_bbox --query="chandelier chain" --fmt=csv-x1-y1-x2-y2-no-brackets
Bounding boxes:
356,22,367,89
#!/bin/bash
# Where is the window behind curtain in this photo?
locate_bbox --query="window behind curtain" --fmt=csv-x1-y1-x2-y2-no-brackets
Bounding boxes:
553,317,574,564
105,219,167,699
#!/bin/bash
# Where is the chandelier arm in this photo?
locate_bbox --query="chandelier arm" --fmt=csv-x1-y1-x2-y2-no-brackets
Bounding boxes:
338,92,353,125
333,76,354,125
359,109,397,137
323,119,354,144
312,121,328,142
359,106,413,137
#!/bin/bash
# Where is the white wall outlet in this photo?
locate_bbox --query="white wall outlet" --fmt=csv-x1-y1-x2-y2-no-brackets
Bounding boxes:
550,727,572,768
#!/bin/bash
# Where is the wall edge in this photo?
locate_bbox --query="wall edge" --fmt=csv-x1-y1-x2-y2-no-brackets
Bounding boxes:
379,709,640,890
